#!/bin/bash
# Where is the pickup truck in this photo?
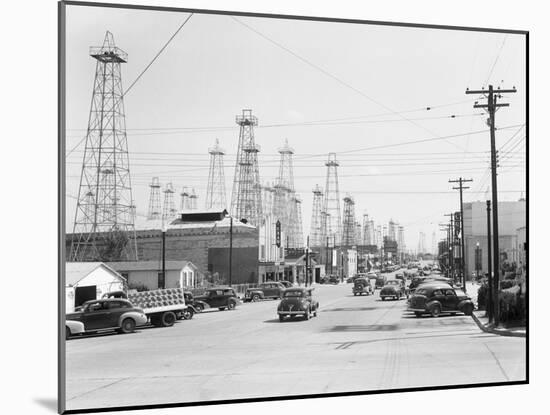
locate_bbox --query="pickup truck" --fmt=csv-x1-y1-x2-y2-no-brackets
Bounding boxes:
244,282,286,302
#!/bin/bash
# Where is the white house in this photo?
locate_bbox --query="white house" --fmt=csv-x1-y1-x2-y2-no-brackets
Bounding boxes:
107,260,198,290
65,262,127,313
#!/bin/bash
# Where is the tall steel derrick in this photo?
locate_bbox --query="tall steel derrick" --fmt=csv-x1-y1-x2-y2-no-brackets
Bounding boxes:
180,187,189,211
341,196,357,247
205,139,227,210
323,153,342,246
274,139,302,247
70,32,137,262
147,177,162,220
309,185,324,247
231,109,262,226
188,188,198,210
362,214,374,245
162,182,177,222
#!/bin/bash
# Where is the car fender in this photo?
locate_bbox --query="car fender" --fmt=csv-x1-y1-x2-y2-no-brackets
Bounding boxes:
195,300,209,309
457,299,474,310
248,290,265,298
425,299,442,311
117,311,147,327
66,320,85,335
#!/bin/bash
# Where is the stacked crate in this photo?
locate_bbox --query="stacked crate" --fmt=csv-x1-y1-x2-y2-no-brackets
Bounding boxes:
128,288,185,310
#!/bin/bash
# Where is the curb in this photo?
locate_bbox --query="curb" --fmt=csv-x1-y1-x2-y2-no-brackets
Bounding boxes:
471,312,526,338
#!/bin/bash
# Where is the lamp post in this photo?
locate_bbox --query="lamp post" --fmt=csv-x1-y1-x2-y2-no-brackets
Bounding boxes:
475,241,480,282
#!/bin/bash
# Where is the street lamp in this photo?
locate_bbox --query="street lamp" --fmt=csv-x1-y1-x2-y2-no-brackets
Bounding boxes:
475,241,481,282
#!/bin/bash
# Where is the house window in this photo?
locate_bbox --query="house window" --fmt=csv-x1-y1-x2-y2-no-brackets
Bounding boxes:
260,245,266,260
120,272,129,283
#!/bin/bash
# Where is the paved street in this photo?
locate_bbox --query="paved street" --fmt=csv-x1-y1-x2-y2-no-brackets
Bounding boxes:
66,276,525,411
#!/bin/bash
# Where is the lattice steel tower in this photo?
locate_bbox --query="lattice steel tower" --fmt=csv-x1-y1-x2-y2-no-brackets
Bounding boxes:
310,185,324,247
323,153,342,246
288,194,304,248
205,139,227,210
231,109,262,226
189,188,198,210
273,139,296,241
70,32,137,261
341,196,356,247
147,177,162,221
162,182,176,223
180,187,189,211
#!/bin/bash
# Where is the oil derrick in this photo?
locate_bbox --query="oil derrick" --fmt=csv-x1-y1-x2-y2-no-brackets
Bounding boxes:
355,221,362,246
273,139,296,243
180,187,189,211
147,177,162,220
341,196,356,247
288,195,304,248
323,153,342,246
262,182,276,218
205,139,227,210
231,109,262,226
362,214,373,245
189,188,198,210
70,32,137,262
309,185,324,247
162,183,176,223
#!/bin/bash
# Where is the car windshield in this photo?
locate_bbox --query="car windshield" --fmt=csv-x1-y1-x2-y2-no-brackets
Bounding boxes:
284,291,305,298
386,280,399,285
415,288,429,295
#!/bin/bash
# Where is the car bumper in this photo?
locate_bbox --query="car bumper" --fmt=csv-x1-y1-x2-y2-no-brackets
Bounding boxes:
278,311,305,316
407,307,426,313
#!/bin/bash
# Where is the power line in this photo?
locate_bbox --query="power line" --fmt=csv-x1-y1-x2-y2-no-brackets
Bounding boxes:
123,13,194,97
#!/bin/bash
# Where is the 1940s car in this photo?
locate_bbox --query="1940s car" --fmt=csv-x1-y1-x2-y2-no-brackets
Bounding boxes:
408,283,474,317
66,298,148,338
277,287,319,321
380,279,406,300
352,277,373,296
194,287,240,311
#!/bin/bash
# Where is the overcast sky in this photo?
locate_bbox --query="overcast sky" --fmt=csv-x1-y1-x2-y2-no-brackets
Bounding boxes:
64,4,526,249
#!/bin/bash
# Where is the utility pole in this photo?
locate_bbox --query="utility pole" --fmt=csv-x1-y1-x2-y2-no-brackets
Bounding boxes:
229,216,233,286
161,229,166,289
466,85,516,326
444,213,455,283
486,200,493,323
449,177,473,292
305,235,310,286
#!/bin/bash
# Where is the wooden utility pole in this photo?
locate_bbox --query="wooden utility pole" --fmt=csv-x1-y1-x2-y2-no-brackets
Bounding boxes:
444,213,455,283
449,177,473,292
229,216,233,286
486,200,493,323
466,85,516,326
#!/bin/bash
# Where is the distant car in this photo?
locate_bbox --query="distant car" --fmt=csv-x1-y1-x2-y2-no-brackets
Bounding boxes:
277,287,319,321
408,283,474,317
244,282,286,302
366,271,377,279
195,287,240,311
353,277,373,296
380,279,406,300
322,274,339,285
279,280,293,289
375,275,387,289
65,298,148,336
395,272,404,281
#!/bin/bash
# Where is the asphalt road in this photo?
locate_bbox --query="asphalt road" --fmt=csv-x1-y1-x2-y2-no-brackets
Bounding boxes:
65,271,526,411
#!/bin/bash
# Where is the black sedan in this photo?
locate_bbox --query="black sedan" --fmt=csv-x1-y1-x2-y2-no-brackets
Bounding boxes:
277,287,319,321
408,283,474,317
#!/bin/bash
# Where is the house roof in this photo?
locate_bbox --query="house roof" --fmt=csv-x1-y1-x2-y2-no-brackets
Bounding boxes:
106,260,197,272
65,262,124,286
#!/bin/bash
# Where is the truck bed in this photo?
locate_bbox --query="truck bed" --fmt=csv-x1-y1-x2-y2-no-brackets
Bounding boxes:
128,288,187,315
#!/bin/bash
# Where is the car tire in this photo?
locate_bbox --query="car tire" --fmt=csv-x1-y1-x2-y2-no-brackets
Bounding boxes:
279,315,284,322
161,312,176,327
415,312,422,318
304,308,310,320
228,301,236,310
182,308,194,320
354,293,357,296
65,326,71,340
120,318,136,333
195,304,204,313
463,304,474,316
430,304,442,318
252,294,260,302
218,307,226,311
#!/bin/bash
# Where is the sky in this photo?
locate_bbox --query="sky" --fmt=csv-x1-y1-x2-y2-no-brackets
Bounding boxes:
64,4,527,250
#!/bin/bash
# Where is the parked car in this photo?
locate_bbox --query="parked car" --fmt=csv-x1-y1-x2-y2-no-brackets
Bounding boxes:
321,274,339,284
194,287,240,311
183,291,209,314
352,277,373,296
380,279,406,300
65,320,85,340
277,287,319,321
279,280,293,289
65,298,148,336
408,283,474,317
244,282,286,302
395,272,405,281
